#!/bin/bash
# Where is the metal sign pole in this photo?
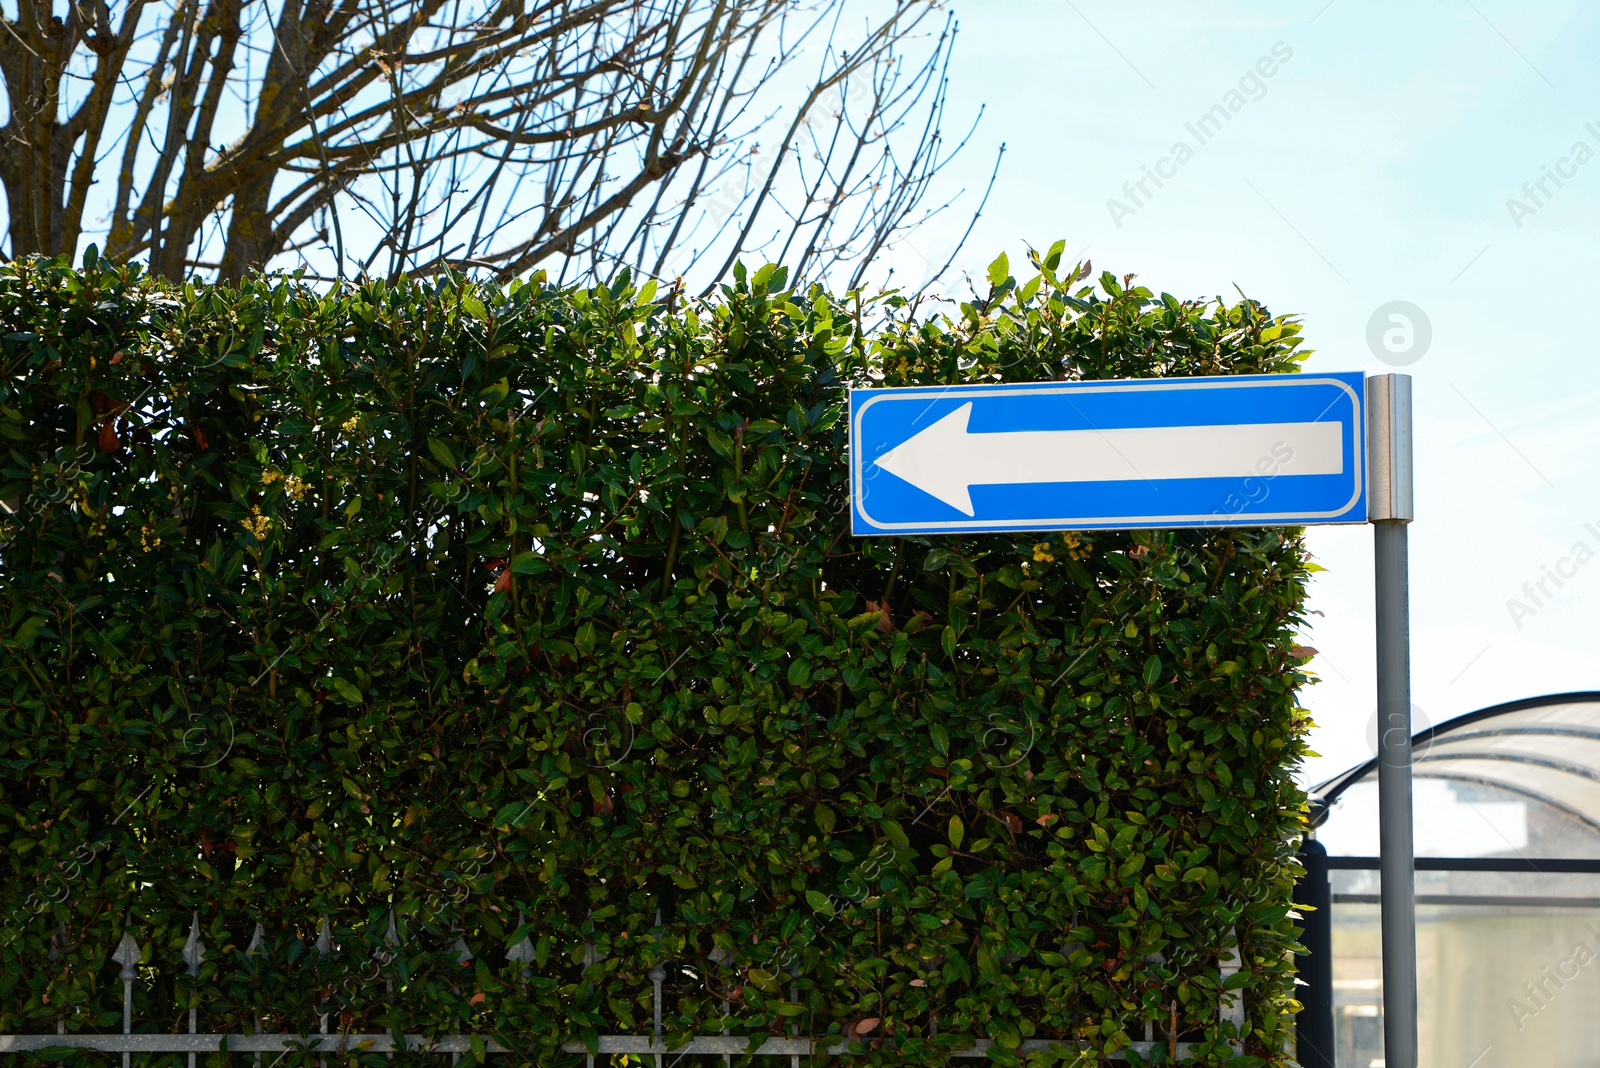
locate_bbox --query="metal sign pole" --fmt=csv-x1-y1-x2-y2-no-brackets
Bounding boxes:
1368,374,1416,1068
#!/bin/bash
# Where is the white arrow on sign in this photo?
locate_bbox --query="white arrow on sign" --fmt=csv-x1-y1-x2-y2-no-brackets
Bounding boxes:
871,402,1344,515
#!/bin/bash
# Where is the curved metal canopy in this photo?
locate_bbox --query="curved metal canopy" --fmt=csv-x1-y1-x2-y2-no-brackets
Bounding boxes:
1311,692,1600,831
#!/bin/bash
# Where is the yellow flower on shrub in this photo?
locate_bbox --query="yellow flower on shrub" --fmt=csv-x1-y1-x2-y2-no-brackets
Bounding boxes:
1031,534,1092,564
262,467,310,501
242,506,271,540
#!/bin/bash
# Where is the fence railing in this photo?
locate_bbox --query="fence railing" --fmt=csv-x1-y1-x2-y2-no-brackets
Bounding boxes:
1,914,1246,1063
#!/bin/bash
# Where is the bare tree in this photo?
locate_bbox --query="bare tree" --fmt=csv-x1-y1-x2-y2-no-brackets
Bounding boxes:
0,0,989,288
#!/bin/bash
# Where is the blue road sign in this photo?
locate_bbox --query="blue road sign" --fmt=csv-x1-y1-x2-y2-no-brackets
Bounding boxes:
850,372,1366,534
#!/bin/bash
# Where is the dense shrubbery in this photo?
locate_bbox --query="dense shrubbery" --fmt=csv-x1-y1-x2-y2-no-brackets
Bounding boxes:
0,247,1315,1065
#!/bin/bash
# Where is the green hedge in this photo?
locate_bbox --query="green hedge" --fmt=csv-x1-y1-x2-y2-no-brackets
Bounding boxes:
0,248,1316,1066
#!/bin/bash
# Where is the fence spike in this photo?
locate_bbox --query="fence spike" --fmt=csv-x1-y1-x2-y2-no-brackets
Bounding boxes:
506,910,535,966
245,921,266,1068
183,912,206,975
184,915,205,1068
114,919,139,1068
112,928,141,980
315,918,331,1049
385,910,400,948
453,937,473,965
649,907,666,1068
1218,928,1245,1055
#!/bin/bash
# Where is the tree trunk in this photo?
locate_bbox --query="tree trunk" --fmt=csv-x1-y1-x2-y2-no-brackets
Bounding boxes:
219,176,277,283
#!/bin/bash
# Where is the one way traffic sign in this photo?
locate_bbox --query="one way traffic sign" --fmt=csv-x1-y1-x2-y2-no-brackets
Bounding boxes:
850,372,1366,534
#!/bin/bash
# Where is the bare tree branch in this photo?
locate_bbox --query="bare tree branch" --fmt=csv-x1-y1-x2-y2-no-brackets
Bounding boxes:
0,0,987,291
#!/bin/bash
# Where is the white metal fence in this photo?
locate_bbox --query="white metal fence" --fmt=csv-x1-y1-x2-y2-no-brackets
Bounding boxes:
0,915,1247,1064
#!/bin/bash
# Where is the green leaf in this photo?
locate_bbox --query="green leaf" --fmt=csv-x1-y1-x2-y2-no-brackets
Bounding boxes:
1143,654,1162,687
427,437,457,469
511,551,545,575
930,722,949,755
987,252,1010,287
948,815,964,850
805,890,835,917
13,615,48,648
330,677,363,704
493,801,533,829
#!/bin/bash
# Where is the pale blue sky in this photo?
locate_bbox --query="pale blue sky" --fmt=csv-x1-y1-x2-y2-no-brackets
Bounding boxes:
879,0,1600,784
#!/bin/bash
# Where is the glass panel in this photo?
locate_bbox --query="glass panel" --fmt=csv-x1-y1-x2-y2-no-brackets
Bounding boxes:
1317,779,1600,859
1310,699,1600,807
1468,703,1600,731
1331,893,1600,1068
1314,699,1600,1065
1417,761,1600,838
1426,732,1600,770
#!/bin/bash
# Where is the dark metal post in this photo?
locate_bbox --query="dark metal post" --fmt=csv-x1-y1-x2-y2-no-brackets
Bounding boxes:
1294,837,1334,1068
1368,374,1415,1068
